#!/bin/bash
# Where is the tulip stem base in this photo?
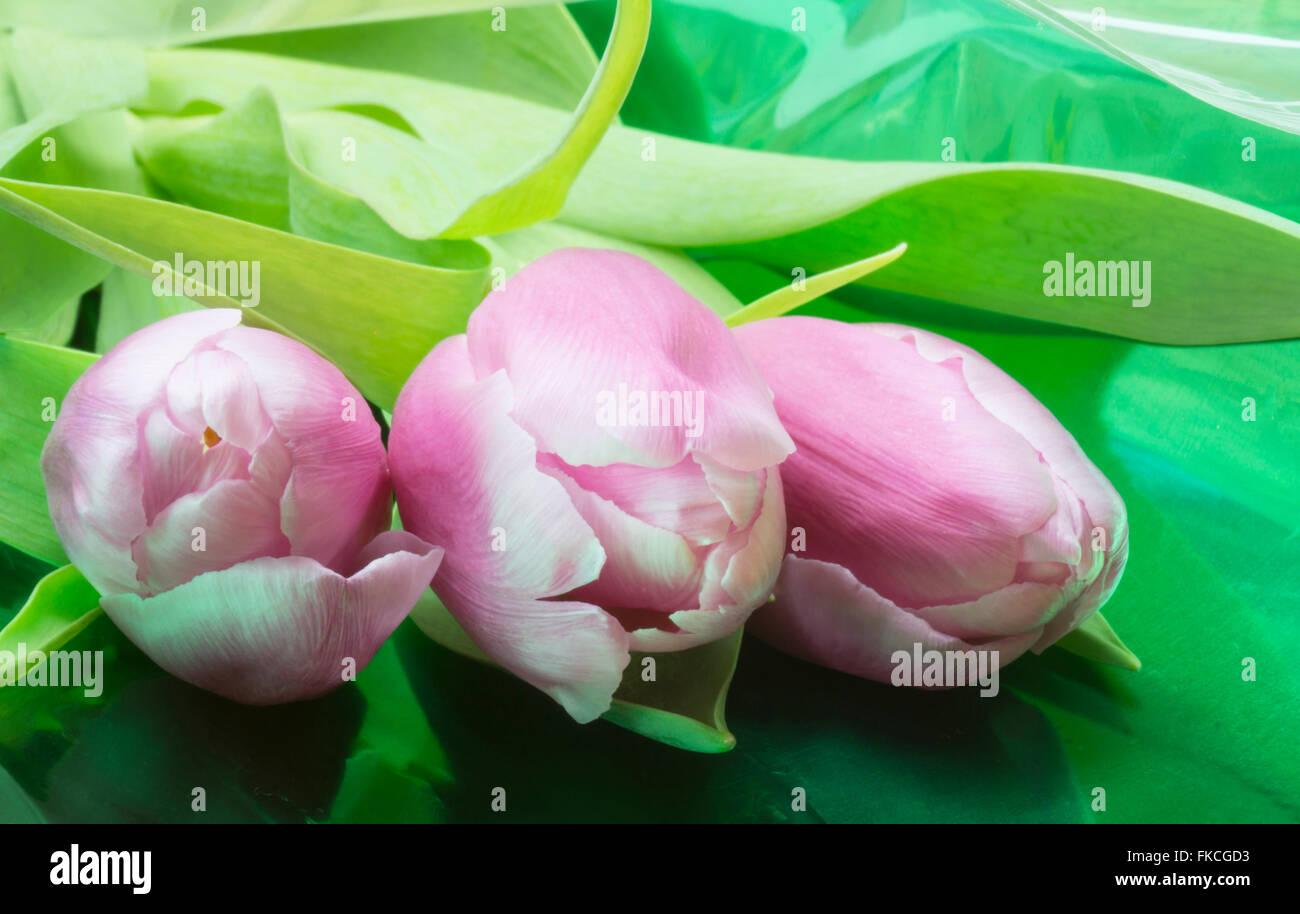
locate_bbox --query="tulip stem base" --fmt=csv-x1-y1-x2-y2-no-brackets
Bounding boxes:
1054,612,1141,671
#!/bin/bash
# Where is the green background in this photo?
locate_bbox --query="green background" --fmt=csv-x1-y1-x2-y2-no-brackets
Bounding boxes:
1,0,1297,823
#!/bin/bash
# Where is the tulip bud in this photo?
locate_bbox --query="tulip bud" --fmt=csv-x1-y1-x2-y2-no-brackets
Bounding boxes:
734,317,1128,682
389,249,793,722
40,309,442,704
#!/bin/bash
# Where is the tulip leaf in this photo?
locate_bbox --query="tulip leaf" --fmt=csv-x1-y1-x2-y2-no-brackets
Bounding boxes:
143,0,649,240
1054,612,1140,671
0,0,545,46
0,33,149,333
724,242,908,327
95,267,200,353
558,129,1300,344
0,177,491,408
135,92,737,320
0,564,101,687
140,44,1300,342
603,630,743,754
0,335,95,564
7,295,80,346
409,588,743,752
436,0,650,238
209,4,599,112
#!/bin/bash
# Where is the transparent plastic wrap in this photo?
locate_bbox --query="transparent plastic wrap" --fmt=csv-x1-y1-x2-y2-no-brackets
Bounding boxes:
582,0,1300,222
1003,1,1300,135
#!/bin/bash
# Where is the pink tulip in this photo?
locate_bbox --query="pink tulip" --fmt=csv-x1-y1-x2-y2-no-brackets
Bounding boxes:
734,317,1128,682
389,249,793,722
40,309,442,704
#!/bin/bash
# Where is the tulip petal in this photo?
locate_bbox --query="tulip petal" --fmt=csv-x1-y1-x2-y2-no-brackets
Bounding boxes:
207,324,391,572
139,407,208,523
871,322,1128,571
163,347,273,452
1019,474,1084,566
735,317,1059,608
749,556,1040,683
390,335,629,723
1033,524,1130,651
695,453,763,529
629,469,786,652
99,530,442,705
131,477,290,594
466,248,793,472
909,582,1066,640
545,455,733,547
40,309,244,596
540,461,702,614
870,323,1130,643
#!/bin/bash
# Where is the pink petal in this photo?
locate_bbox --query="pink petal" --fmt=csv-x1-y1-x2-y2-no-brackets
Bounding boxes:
1019,474,1084,565
909,582,1066,639
139,408,208,524
749,556,1040,683
40,309,243,596
629,469,786,652
163,348,272,452
868,324,1130,644
870,322,1127,574
99,530,443,705
205,325,391,573
130,477,290,594
546,454,733,547
540,461,702,614
389,335,629,723
735,317,1060,608
1032,518,1131,652
466,248,793,472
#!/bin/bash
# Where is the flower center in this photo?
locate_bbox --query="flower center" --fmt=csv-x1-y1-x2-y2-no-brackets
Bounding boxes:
202,426,222,450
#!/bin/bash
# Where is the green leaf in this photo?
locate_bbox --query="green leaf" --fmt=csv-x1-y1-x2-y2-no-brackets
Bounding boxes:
0,176,490,408
95,267,200,353
0,0,543,46
1,32,149,332
138,41,1300,341
409,588,743,752
135,91,292,231
328,749,444,824
7,295,80,346
1054,612,1140,671
0,565,101,686
557,130,1300,343
0,335,94,563
139,0,650,239
208,4,599,112
725,242,908,326
603,629,743,753
4,29,146,121
136,89,490,266
436,0,650,237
